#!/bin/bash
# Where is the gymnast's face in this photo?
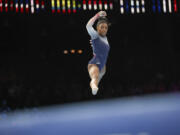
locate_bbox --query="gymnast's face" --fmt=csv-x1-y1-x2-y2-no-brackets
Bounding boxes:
97,23,108,37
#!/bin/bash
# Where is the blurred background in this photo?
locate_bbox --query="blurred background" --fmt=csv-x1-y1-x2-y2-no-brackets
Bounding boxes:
0,0,180,112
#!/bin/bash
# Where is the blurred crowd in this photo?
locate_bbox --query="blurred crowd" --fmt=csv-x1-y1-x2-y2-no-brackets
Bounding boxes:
0,73,180,114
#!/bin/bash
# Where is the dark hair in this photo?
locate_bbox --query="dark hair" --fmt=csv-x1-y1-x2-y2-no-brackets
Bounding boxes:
96,17,111,27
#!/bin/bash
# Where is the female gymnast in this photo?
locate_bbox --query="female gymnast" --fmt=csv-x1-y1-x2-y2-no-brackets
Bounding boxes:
86,11,110,95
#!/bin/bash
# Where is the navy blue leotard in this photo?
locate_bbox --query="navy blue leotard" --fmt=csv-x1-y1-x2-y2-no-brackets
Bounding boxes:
86,19,110,71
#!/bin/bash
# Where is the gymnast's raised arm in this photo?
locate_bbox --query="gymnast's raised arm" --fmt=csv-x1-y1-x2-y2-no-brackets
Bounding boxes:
86,11,107,39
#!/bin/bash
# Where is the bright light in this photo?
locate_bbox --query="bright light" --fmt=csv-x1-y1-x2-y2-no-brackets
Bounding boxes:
25,0,29,13
93,0,97,10
110,0,113,10
51,0,55,7
35,0,40,12
62,0,66,13
20,0,24,13
0,0,2,12
70,49,75,54
78,50,83,54
51,0,55,13
120,0,124,14
57,0,60,13
15,0,19,13
163,0,167,13
72,0,76,13
99,0,102,10
67,0,71,13
63,50,68,54
26,4,29,13
131,0,135,14
83,0,87,10
141,0,145,13
168,0,172,13
20,3,24,13
136,0,140,13
121,7,124,14
88,0,92,10
20,4,23,8
5,3,8,8
104,0,108,10
5,0,8,12
31,0,34,14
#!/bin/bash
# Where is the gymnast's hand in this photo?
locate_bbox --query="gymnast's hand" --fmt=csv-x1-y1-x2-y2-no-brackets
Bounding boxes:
98,11,107,17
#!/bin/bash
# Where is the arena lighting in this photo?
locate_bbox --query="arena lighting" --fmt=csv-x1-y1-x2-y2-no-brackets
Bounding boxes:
10,0,14,11
88,0,92,10
78,50,83,54
67,0,71,13
125,0,129,13
51,0,55,13
20,0,24,13
131,0,135,14
93,0,97,10
25,0,29,13
1,0,179,15
0,0,2,12
168,0,172,13
5,0,8,12
136,0,140,13
174,0,177,12
41,0,45,10
120,0,124,14
163,0,167,13
63,50,68,54
152,0,156,12
15,0,19,13
99,0,102,10
57,0,60,13
104,0,108,10
72,0,76,13
35,0,40,12
62,0,66,13
109,0,113,10
157,0,161,13
30,0,34,14
70,49,75,54
63,49,83,54
83,0,87,10
77,0,81,10
141,0,145,13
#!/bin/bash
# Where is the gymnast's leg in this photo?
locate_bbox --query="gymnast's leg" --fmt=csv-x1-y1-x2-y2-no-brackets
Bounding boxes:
98,66,106,85
88,64,100,95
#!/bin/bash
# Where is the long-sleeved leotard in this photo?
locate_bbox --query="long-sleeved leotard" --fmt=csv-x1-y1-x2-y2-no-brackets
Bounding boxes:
86,14,110,71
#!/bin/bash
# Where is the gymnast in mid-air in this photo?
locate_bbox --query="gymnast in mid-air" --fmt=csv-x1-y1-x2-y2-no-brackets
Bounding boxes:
86,11,110,95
